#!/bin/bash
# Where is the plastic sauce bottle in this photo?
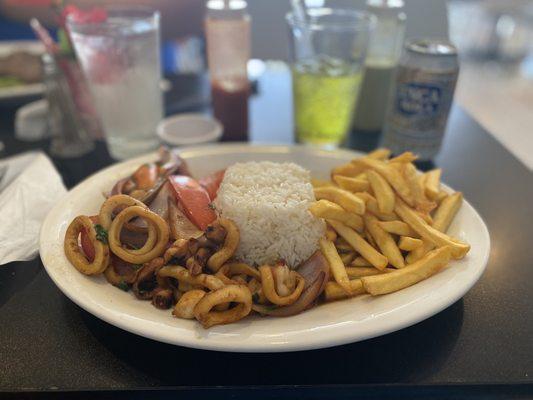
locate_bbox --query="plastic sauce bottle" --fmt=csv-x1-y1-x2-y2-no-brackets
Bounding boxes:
352,0,406,134
205,0,251,141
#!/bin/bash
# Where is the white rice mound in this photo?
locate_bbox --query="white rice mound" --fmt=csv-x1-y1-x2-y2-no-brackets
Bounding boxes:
214,161,325,268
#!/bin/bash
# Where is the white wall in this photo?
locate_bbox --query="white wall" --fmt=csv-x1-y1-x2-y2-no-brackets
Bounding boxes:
247,0,450,60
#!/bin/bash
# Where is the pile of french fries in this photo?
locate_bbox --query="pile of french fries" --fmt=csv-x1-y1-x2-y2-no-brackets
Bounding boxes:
310,148,470,302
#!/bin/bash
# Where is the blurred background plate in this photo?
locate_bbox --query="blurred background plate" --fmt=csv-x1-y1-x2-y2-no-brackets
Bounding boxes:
0,40,45,102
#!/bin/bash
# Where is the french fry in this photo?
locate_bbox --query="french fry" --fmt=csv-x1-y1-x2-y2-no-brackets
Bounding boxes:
367,148,391,160
332,162,366,178
352,157,415,206
433,192,463,232
356,192,398,221
319,238,352,293
406,192,463,263
335,236,350,247
340,252,355,265
398,236,423,251
435,190,448,204
403,163,435,214
378,220,418,237
325,225,337,241
415,210,433,225
328,220,389,270
364,228,378,249
309,200,364,232
395,198,470,259
346,266,391,278
333,175,370,193
406,244,428,264
335,241,353,253
364,214,405,269
314,187,365,215
367,169,395,214
389,152,418,164
425,169,442,200
324,279,366,302
351,256,372,267
311,178,335,189
361,246,452,295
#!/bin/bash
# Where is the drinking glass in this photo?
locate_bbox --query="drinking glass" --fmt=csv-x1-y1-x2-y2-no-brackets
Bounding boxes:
68,6,162,160
287,8,375,148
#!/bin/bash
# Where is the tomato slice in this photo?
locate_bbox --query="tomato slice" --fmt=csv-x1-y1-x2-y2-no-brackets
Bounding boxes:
199,169,225,201
168,175,216,231
80,215,99,262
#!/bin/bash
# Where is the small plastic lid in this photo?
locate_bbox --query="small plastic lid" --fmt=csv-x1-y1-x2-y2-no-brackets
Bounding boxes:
157,113,223,146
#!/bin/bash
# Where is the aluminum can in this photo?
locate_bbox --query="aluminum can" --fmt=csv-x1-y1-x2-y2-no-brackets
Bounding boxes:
382,39,459,159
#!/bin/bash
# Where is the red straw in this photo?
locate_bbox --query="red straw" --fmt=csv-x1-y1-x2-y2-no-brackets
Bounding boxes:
29,18,60,55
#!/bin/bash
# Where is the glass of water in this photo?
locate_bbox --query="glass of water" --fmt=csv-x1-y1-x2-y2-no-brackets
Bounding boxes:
68,6,162,160
286,8,375,148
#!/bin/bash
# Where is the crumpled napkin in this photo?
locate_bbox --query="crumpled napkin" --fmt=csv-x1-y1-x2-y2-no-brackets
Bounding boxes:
0,152,66,264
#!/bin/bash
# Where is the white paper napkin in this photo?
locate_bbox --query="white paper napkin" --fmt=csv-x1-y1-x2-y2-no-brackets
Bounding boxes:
0,152,67,264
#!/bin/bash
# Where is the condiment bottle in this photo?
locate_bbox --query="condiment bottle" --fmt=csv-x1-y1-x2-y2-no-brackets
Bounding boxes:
352,0,406,134
205,0,251,141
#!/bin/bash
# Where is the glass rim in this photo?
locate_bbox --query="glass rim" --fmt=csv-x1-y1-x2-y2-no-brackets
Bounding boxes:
286,8,376,32
66,5,159,30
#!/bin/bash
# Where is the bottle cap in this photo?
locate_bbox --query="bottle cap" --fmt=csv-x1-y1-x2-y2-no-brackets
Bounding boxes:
206,0,248,19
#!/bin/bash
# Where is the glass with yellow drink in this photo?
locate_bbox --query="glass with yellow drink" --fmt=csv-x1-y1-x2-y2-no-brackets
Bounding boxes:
287,8,374,148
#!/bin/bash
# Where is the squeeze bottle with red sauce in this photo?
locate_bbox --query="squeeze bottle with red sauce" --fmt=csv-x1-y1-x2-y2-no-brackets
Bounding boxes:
205,0,251,141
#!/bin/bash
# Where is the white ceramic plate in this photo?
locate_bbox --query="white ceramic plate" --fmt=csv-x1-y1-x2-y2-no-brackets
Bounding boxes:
0,41,45,100
40,144,490,352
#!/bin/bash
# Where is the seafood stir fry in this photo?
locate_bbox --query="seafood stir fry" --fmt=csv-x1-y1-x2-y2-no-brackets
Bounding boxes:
64,147,470,328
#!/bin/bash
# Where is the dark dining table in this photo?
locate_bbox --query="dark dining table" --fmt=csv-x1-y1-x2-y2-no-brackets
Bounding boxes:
0,65,532,400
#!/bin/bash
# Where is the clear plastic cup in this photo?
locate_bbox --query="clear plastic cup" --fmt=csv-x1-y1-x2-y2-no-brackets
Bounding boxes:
287,8,375,149
68,6,162,160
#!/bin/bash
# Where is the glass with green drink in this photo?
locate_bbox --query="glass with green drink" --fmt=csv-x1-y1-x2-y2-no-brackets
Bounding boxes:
286,8,375,148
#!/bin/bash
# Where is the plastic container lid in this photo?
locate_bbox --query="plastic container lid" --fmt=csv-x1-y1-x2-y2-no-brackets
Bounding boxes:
156,113,223,146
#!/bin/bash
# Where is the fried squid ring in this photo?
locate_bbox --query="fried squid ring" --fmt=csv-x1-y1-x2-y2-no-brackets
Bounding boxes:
64,216,110,275
133,257,164,300
98,194,147,230
207,218,239,272
109,206,169,264
158,265,225,291
163,239,189,263
258,265,305,306
217,262,261,282
248,278,267,304
193,285,252,328
173,289,206,319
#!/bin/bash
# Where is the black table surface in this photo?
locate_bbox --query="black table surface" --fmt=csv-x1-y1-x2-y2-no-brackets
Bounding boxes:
0,70,532,399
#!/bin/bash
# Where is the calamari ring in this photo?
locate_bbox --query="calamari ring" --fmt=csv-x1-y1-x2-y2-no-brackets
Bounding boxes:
248,278,267,304
207,218,239,272
218,262,261,282
173,290,206,319
258,265,305,306
158,265,225,291
163,239,188,263
122,222,158,256
193,285,252,328
103,264,123,286
98,194,147,230
214,270,235,286
64,216,109,275
109,206,169,264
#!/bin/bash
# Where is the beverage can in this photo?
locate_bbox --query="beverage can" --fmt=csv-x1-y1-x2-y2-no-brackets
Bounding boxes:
382,39,459,159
